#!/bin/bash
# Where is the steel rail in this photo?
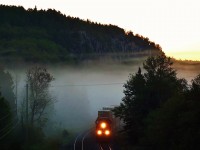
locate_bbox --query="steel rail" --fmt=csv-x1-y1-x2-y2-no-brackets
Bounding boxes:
81,131,91,150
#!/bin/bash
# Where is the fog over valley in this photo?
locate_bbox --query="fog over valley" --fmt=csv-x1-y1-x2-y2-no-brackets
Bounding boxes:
7,60,200,135
0,4,199,149
7,62,140,133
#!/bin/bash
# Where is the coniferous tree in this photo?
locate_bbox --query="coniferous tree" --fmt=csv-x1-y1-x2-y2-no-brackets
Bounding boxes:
114,53,186,143
0,93,11,133
0,66,16,115
143,74,200,150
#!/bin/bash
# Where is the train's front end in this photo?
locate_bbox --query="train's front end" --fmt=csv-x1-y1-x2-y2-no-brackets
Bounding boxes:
95,120,112,142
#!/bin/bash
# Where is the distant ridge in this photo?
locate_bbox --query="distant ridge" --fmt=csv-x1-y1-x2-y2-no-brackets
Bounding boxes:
0,5,162,63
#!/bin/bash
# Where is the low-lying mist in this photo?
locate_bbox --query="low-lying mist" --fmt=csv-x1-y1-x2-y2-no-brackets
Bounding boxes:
8,61,142,134
7,59,200,135
173,61,200,82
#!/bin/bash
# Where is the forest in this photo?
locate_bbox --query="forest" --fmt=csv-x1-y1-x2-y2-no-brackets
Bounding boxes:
114,53,200,150
0,5,161,63
1,52,199,150
0,4,199,150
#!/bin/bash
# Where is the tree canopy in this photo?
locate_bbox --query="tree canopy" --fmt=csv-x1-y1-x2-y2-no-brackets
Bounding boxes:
0,66,16,114
27,66,54,128
143,74,200,149
0,93,11,135
114,53,187,144
114,54,200,149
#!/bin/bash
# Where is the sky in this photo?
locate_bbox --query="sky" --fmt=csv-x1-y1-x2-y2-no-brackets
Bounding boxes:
0,0,200,60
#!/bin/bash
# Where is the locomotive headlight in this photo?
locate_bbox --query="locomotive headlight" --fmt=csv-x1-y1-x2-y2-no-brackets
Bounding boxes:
97,130,102,135
105,130,110,135
100,122,106,129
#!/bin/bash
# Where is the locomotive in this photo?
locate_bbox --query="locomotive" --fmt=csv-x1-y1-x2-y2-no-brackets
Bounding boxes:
95,107,118,141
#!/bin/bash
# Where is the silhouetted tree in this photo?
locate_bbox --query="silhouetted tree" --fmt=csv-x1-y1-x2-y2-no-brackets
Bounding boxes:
143,74,200,150
114,67,146,143
0,66,16,114
190,74,200,99
0,93,11,133
26,66,54,128
0,93,13,148
114,53,186,144
143,52,181,108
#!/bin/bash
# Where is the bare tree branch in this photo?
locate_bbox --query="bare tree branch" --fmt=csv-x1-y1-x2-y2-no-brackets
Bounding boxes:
26,65,54,128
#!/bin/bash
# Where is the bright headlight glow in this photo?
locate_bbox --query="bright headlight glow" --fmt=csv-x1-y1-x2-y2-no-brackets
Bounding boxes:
105,130,110,135
97,130,102,135
100,122,106,129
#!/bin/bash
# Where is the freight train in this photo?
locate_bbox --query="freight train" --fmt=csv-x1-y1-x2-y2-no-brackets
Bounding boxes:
95,106,120,142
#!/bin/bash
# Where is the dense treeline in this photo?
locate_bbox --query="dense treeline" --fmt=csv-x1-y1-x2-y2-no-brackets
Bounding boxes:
0,5,161,63
0,67,17,149
114,53,200,149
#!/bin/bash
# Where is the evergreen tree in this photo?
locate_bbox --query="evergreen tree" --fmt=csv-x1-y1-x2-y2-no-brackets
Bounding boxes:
143,74,200,150
0,66,16,114
114,67,146,143
114,53,185,144
143,53,181,109
0,93,11,133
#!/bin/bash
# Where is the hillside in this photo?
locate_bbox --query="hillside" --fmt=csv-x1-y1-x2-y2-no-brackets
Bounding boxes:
0,5,162,63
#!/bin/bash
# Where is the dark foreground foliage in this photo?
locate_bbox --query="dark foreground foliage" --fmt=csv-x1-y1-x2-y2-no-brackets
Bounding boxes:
0,65,74,150
0,125,72,150
114,53,200,150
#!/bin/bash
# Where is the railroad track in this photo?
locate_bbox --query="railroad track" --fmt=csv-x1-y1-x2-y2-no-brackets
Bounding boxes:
73,130,91,150
99,143,112,150
73,130,113,150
